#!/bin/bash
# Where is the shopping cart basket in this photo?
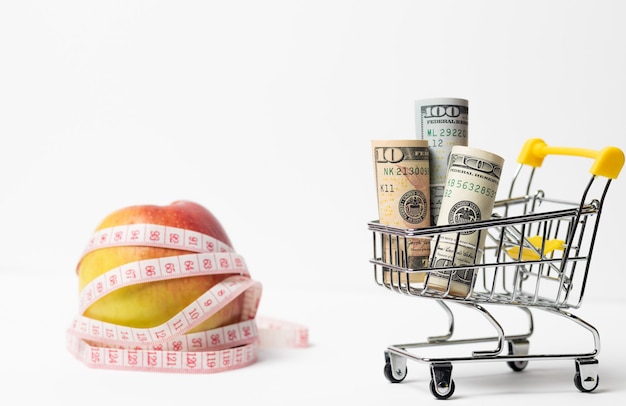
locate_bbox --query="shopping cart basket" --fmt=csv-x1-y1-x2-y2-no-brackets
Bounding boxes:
368,138,624,399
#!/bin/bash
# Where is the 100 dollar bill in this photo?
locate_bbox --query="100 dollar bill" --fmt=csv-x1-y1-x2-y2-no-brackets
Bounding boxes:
416,98,469,225
426,145,504,297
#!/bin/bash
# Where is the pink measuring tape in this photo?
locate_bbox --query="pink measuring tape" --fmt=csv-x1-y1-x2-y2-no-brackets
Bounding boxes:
67,223,308,373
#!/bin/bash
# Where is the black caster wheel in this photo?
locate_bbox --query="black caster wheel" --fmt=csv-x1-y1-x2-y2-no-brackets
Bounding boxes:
383,351,407,383
574,372,599,392
574,358,599,392
430,378,455,400
507,339,529,372
384,361,407,383
430,363,454,400
507,359,528,371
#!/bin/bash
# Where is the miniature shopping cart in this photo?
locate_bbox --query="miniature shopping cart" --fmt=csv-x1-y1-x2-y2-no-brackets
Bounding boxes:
368,138,624,399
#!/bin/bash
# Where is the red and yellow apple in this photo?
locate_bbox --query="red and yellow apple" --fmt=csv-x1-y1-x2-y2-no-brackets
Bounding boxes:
77,200,246,333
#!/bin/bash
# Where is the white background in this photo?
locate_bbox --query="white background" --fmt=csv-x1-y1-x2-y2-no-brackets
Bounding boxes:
1,1,625,404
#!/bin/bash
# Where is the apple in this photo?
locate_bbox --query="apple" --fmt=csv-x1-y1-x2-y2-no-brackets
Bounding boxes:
77,200,248,333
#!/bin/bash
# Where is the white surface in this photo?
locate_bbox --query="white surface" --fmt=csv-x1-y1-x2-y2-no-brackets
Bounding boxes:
2,270,625,404
1,0,625,404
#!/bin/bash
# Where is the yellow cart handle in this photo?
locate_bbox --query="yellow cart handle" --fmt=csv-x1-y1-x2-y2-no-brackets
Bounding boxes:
517,138,624,179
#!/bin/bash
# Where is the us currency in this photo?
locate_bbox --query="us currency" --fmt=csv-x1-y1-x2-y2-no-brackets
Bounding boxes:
415,98,469,225
372,140,430,286
426,146,504,297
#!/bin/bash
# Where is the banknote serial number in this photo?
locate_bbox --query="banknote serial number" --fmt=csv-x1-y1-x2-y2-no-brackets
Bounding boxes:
426,128,468,142
383,167,429,176
444,178,496,198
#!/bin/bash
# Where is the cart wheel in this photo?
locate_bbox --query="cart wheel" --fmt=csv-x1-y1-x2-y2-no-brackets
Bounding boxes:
574,372,599,392
507,360,528,372
507,340,529,372
384,362,407,383
574,372,600,392
383,351,407,383
574,358,599,392
430,378,455,400
430,363,454,400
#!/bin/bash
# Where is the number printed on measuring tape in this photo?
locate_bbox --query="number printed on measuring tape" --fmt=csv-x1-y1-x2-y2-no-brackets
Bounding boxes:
71,275,260,346
78,252,248,313
84,224,234,255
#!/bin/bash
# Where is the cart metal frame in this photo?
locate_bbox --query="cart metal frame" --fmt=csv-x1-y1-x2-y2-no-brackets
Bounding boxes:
369,139,623,399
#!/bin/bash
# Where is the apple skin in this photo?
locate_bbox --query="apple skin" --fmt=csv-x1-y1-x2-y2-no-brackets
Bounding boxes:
77,200,246,333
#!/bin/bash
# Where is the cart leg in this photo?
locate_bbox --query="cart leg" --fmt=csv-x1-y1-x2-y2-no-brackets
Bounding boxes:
429,363,455,400
384,350,407,383
463,303,505,357
574,358,599,392
427,300,455,342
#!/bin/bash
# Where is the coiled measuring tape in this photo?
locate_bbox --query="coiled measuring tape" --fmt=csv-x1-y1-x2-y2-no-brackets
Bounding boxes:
67,223,308,373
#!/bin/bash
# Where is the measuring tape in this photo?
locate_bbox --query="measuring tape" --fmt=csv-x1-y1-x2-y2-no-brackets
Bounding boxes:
67,223,308,373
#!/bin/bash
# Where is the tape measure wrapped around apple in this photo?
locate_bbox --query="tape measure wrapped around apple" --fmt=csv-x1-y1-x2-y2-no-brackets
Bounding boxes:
67,200,307,373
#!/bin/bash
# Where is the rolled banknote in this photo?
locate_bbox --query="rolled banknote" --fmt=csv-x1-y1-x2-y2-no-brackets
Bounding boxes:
415,98,469,225
372,140,430,286
426,146,504,297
